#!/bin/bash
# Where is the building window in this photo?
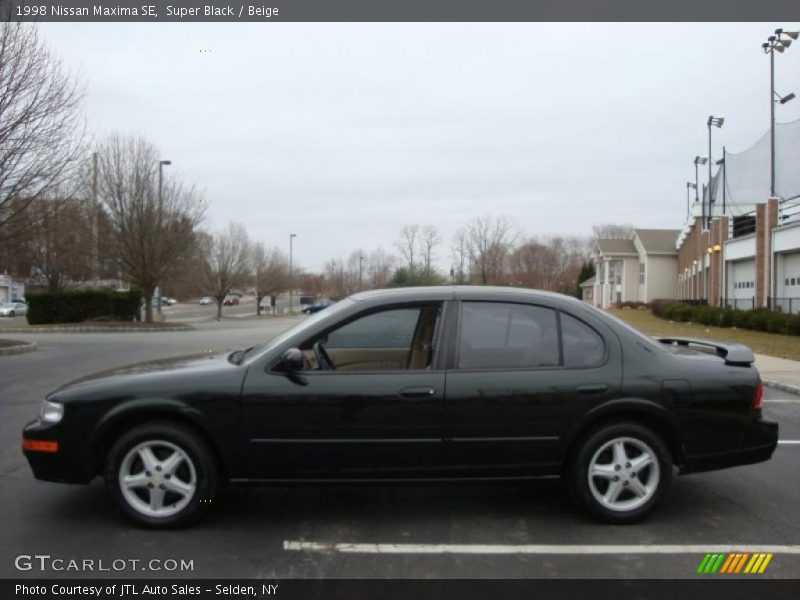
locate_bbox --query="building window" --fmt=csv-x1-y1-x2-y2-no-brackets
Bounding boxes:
638,262,645,285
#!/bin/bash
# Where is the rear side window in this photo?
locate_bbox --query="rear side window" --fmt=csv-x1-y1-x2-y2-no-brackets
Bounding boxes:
458,302,559,369
560,312,605,367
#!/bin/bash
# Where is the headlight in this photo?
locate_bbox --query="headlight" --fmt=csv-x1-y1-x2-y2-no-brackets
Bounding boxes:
40,400,64,423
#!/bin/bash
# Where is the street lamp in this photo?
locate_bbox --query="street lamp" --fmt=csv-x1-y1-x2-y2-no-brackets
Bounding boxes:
693,155,708,225
156,160,171,314
358,255,366,291
686,181,697,218
762,28,798,197
707,115,724,226
288,233,297,314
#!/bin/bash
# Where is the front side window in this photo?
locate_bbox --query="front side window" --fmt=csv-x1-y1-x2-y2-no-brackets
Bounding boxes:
639,262,646,284
458,302,559,369
302,305,441,371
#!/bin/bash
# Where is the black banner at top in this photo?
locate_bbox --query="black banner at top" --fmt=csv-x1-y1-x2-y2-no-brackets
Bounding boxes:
1,0,800,22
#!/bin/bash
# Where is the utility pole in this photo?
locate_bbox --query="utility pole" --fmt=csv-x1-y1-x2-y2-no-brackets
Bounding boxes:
92,152,98,282
289,233,296,314
358,255,365,291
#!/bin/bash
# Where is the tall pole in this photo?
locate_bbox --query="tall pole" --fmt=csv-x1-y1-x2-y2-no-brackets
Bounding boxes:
156,160,171,315
289,233,296,314
358,255,364,291
770,47,776,197
707,123,713,228
721,147,727,215
92,152,98,282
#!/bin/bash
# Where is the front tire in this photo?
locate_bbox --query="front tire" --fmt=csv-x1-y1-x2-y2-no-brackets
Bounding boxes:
567,422,672,524
104,421,218,528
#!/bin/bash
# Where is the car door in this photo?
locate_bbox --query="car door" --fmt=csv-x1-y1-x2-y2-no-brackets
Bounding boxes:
443,301,620,477
240,303,446,478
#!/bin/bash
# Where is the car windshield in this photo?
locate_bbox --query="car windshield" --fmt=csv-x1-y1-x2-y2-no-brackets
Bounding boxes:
242,298,355,362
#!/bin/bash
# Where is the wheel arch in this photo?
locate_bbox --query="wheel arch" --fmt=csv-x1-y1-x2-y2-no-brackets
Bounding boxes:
563,399,686,470
89,401,229,480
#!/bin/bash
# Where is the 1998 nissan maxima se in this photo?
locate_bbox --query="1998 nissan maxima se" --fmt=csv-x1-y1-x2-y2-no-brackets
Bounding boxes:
22,287,778,527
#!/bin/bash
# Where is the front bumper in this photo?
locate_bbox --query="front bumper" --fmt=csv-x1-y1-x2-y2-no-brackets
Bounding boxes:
682,417,779,474
22,418,94,484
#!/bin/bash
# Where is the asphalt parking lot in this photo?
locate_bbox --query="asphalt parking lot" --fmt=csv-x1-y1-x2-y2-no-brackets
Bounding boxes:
1,318,799,579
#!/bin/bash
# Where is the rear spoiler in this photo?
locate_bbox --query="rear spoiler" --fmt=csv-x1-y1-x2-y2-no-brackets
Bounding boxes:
657,337,755,366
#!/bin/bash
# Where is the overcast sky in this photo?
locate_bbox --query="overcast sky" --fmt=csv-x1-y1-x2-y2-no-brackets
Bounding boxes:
40,23,800,271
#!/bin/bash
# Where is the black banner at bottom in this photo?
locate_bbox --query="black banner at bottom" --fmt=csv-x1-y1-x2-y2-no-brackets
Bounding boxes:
4,579,800,600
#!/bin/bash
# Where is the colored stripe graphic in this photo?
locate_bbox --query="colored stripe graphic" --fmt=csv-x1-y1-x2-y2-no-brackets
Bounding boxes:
699,552,773,574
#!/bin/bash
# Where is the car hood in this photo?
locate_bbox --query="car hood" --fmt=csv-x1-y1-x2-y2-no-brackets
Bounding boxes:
48,351,241,400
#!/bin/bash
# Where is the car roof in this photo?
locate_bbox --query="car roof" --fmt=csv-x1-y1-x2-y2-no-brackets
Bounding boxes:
348,286,586,307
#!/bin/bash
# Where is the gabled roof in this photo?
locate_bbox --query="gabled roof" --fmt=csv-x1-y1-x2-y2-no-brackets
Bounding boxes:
594,238,637,256
579,275,596,287
634,229,680,254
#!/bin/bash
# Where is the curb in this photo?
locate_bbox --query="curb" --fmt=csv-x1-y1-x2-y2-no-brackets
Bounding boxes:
0,325,193,333
0,340,37,355
763,379,800,396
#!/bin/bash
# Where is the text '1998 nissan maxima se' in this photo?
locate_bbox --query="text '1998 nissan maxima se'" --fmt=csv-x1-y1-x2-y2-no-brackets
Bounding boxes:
22,287,778,527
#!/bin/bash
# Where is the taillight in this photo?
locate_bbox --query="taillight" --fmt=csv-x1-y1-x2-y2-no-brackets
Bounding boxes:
753,380,763,410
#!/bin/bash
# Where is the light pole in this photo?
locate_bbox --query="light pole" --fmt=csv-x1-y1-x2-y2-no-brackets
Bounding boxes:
156,160,171,314
707,115,724,227
762,28,798,197
358,255,365,291
92,152,99,282
686,181,697,219
289,233,296,314
694,155,708,225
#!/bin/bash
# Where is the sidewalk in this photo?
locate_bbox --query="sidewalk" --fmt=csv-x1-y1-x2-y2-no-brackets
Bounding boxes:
755,354,800,395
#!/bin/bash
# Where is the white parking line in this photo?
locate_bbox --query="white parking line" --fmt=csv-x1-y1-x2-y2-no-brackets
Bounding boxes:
766,399,800,404
283,542,800,555
778,440,800,445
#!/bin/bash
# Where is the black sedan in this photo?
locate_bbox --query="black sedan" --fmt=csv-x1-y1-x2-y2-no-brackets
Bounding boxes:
22,287,778,527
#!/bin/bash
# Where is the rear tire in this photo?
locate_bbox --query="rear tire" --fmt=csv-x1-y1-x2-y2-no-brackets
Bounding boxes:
567,422,672,524
104,421,218,528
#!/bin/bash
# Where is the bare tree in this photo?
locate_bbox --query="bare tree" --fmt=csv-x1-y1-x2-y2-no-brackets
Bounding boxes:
201,223,251,320
450,226,469,283
395,225,419,271
97,134,204,322
252,242,289,315
0,23,86,232
464,215,517,285
420,225,441,276
592,223,635,240
367,247,396,289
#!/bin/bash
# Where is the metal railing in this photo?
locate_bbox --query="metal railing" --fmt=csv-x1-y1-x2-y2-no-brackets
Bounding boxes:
722,298,755,311
731,213,756,238
768,297,800,315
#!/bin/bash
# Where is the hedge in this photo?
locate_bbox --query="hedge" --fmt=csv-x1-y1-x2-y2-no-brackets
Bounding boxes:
26,289,143,325
649,300,800,337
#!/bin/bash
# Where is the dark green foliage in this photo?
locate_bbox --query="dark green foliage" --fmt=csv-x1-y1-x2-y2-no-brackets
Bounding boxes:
575,261,596,299
646,301,799,337
26,290,143,324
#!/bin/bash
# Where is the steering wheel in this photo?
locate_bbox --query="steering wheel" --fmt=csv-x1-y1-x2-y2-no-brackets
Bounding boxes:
313,341,336,370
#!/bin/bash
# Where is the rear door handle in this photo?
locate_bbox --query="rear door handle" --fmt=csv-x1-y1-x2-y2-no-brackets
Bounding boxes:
576,384,609,395
399,386,436,399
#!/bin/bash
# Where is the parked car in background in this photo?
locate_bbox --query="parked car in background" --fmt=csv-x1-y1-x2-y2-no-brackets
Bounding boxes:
21,287,777,527
0,301,27,317
162,297,178,306
199,297,213,305
302,300,334,314
223,295,240,306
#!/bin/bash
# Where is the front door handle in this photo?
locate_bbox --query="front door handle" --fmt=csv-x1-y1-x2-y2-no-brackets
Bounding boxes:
576,384,609,395
399,386,436,399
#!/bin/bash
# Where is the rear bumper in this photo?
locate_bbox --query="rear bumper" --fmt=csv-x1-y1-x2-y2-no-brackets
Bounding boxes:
22,419,94,484
682,417,779,474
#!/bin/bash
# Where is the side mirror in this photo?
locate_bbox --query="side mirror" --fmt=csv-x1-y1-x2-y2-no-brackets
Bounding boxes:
280,348,305,372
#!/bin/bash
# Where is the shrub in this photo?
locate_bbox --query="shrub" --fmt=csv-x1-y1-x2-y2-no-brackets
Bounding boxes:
732,310,751,329
719,309,736,328
766,313,789,334
786,315,800,336
26,289,142,325
694,306,721,326
747,309,771,332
